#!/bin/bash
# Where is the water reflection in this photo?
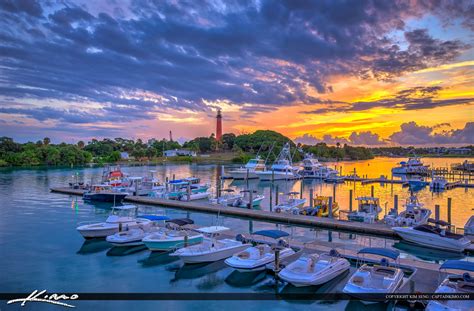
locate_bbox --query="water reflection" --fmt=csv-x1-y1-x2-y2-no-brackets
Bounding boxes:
137,252,179,267
394,241,465,262
106,245,147,256
76,238,111,255
171,260,228,282
225,270,267,287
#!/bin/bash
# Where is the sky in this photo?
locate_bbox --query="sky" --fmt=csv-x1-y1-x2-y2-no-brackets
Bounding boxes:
0,0,473,146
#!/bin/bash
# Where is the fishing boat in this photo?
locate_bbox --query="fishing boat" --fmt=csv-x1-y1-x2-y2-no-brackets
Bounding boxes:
299,153,323,179
77,205,151,239
82,184,128,203
278,249,350,287
464,216,474,236
106,215,170,247
347,197,382,223
227,157,266,180
430,175,448,191
426,260,474,311
274,192,306,214
142,218,203,251
343,248,404,298
225,230,296,271
160,180,211,201
170,227,251,264
255,143,299,181
384,194,431,227
391,157,429,175
393,219,471,252
229,190,265,208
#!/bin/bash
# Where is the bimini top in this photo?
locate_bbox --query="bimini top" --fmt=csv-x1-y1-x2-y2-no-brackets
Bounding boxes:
358,247,400,260
166,218,194,226
253,230,289,239
440,260,474,272
196,226,229,234
139,215,170,221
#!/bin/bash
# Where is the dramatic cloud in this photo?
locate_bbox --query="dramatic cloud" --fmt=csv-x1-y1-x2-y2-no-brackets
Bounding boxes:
295,131,386,146
390,121,474,145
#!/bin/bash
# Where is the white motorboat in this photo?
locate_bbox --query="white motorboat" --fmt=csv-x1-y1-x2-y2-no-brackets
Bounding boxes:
106,215,170,247
77,205,151,239
393,219,471,252
274,192,306,214
225,230,296,271
384,194,431,227
278,249,350,287
430,176,448,191
299,153,324,179
229,190,265,208
325,172,345,183
392,157,429,175
142,218,203,251
170,226,251,263
256,143,299,181
343,248,404,298
209,189,243,206
464,216,474,236
228,157,266,179
426,260,474,311
347,197,382,223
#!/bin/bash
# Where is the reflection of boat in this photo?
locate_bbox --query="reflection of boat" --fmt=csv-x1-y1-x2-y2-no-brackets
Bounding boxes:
426,260,474,311
172,260,228,281
83,184,128,203
225,270,267,287
279,249,350,287
106,245,147,256
384,194,431,227
228,157,266,179
347,197,382,223
274,192,306,214
343,248,404,299
138,252,180,267
170,227,251,264
77,205,151,239
76,239,111,255
225,230,296,272
393,219,471,252
430,176,448,191
393,241,465,262
407,176,429,188
256,143,299,181
142,218,203,251
392,157,429,175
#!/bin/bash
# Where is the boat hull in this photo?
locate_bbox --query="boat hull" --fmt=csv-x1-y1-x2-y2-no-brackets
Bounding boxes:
176,244,251,264
256,171,297,181
143,235,204,252
228,170,259,180
393,227,470,252
83,193,127,202
279,259,349,287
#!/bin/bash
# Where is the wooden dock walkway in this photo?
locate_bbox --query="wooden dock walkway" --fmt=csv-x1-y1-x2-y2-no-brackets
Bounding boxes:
50,187,397,238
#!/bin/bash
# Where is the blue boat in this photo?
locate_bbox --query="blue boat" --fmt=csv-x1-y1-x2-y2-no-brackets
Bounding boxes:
83,184,128,203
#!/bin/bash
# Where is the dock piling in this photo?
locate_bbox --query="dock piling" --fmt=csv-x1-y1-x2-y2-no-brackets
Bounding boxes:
187,184,191,202
248,191,253,209
435,204,440,222
275,185,279,206
172,174,175,181
328,196,333,218
274,249,280,273
309,189,314,208
447,198,452,224
300,181,303,199
269,185,273,211
394,195,398,214
332,183,336,202
349,190,353,211
371,185,374,197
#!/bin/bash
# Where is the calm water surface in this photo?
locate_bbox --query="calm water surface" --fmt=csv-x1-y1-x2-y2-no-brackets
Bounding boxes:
0,157,472,310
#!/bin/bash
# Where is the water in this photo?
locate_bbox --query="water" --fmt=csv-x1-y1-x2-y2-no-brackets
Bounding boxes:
0,157,472,310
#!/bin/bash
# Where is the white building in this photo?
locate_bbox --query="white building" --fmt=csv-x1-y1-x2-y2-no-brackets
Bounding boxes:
164,149,197,157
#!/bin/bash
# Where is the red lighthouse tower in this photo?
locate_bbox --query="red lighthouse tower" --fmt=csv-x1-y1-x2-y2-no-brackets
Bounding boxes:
216,109,222,141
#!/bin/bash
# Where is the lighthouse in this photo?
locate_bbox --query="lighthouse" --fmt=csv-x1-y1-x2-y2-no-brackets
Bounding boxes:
216,109,222,141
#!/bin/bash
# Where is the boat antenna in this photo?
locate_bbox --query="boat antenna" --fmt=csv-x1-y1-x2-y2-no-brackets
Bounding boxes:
264,142,276,164
290,141,298,164
255,143,264,157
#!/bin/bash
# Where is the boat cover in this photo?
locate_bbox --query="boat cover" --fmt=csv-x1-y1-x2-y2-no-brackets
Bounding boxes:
166,218,194,226
253,230,289,239
139,215,170,221
440,260,474,272
358,247,400,260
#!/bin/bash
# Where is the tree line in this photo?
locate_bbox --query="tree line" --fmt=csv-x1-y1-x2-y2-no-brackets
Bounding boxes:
0,130,374,167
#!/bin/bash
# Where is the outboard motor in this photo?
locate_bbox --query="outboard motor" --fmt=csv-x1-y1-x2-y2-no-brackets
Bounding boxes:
463,272,473,282
235,234,246,243
277,239,289,248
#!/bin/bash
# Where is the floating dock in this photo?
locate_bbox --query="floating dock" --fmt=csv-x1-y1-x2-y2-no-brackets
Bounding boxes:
50,187,396,238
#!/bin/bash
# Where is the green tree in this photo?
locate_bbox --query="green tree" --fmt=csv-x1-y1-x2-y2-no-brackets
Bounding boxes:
43,137,50,146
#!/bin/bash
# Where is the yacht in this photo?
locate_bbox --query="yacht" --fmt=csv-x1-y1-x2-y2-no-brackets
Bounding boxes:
255,143,299,181
106,215,169,247
170,227,251,264
343,248,404,298
227,157,266,180
384,194,431,227
393,219,471,252
77,205,151,239
465,216,474,236
278,249,350,287
225,230,296,271
274,192,306,214
82,184,128,203
392,157,429,175
426,260,474,311
299,153,323,178
430,175,448,191
142,218,203,251
347,197,382,223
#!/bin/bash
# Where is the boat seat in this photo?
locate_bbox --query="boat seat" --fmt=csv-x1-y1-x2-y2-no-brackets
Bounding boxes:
352,275,365,285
